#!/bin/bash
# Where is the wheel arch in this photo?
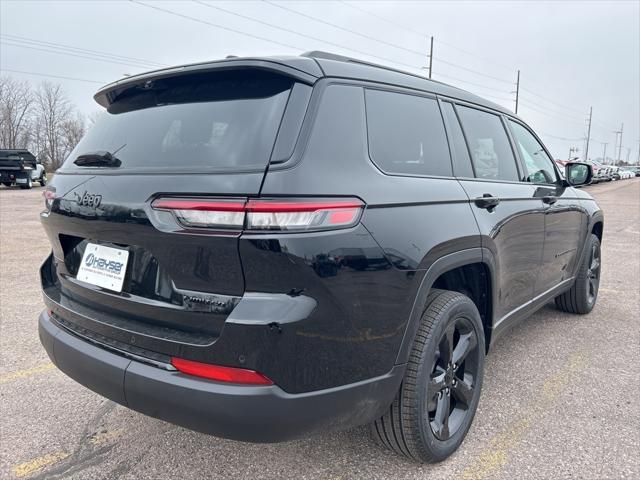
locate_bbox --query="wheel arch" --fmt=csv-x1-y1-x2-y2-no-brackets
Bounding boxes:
591,219,603,243
395,248,496,365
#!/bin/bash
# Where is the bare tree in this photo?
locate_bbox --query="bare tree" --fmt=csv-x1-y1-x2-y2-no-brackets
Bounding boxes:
1,76,87,169
0,76,35,148
33,81,86,169
87,110,104,127
61,111,86,156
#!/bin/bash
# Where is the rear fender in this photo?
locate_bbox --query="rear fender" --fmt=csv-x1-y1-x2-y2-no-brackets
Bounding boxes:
395,247,495,364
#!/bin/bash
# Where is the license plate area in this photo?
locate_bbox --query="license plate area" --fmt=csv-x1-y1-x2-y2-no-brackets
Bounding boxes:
77,243,129,292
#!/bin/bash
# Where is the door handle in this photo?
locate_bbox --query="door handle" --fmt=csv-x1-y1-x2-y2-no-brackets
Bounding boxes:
542,195,558,205
474,194,500,210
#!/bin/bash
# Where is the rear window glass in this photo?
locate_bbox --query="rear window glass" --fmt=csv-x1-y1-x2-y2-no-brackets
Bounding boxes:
61,70,293,173
365,89,451,177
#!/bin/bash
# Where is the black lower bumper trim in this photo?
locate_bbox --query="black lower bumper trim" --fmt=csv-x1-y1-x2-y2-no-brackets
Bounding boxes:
39,311,404,442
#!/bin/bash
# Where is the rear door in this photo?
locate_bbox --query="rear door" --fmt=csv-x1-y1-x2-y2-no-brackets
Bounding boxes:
41,68,306,355
444,102,545,322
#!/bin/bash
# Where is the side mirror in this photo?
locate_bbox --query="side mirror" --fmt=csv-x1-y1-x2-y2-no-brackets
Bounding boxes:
565,162,592,186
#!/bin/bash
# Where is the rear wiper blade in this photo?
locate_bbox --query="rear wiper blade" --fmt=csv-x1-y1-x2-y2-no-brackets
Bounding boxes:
74,151,121,167
74,144,126,167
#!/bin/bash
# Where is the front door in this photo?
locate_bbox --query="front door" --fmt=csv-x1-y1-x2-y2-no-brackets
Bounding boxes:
507,120,587,295
451,103,545,322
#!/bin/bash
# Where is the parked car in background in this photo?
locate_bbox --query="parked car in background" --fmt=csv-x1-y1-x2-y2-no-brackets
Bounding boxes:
620,169,635,179
610,167,621,180
588,161,603,183
38,52,603,464
590,161,611,182
629,166,640,177
0,149,47,189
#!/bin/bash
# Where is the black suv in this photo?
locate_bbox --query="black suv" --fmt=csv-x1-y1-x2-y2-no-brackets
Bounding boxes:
38,52,603,463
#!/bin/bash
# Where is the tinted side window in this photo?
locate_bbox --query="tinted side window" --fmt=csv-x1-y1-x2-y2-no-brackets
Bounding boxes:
365,89,451,176
442,102,474,178
457,106,520,182
509,121,558,184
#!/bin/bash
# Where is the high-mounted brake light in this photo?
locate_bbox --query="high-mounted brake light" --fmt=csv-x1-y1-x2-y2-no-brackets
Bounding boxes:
171,357,273,385
151,197,365,232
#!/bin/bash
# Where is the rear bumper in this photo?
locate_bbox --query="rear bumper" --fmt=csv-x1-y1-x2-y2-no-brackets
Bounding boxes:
39,310,403,442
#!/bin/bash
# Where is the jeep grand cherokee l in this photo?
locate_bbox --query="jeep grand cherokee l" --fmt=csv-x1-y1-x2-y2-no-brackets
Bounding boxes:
38,52,603,463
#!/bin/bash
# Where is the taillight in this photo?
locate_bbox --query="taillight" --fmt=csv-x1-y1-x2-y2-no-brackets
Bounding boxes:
151,197,364,232
171,357,273,385
151,198,245,229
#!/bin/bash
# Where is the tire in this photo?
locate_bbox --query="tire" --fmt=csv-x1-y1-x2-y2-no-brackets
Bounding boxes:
555,233,601,314
2,182,11,187
40,173,47,186
372,289,485,463
19,177,33,189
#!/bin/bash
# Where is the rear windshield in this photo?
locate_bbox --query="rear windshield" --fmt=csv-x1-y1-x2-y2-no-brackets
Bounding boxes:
61,70,293,173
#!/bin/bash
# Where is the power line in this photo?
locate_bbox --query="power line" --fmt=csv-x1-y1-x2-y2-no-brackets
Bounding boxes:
0,40,150,70
519,100,587,126
193,1,418,69
0,33,166,68
260,0,425,56
434,39,515,73
335,1,622,133
520,85,618,130
133,0,422,71
434,57,513,85
129,0,303,52
433,71,510,94
519,98,586,123
339,0,515,79
538,131,585,142
338,0,425,36
0,68,106,84
520,86,587,116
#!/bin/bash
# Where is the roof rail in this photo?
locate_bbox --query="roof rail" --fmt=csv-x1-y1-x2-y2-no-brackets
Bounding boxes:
301,50,441,85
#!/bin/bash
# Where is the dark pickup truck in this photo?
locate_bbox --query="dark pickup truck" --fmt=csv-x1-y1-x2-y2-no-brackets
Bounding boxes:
0,149,47,189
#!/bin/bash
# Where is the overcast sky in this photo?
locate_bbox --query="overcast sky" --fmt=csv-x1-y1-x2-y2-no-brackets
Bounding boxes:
1,0,639,162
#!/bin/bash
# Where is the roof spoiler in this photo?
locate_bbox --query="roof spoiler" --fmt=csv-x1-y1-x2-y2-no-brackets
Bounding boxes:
93,58,321,109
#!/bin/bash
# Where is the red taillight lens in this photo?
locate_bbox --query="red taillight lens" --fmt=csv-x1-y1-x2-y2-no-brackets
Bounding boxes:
151,198,246,229
171,357,273,385
245,199,363,231
151,197,364,232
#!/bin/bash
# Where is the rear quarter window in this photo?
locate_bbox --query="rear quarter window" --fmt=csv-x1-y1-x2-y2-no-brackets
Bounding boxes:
365,89,452,177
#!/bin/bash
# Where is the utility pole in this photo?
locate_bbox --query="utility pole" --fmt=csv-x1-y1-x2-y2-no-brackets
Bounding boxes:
602,142,608,164
617,123,624,163
626,148,631,164
514,70,520,114
569,146,579,160
428,36,434,79
613,132,620,165
584,106,592,162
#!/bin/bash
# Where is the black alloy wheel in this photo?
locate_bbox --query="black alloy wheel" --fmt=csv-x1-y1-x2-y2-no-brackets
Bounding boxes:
372,289,485,463
555,233,602,314
586,241,601,307
428,317,481,441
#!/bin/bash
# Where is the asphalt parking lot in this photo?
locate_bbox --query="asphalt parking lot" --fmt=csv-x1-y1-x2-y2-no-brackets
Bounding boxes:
1,179,638,479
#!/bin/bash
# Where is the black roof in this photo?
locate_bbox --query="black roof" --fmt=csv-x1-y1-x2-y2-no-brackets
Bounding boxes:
94,51,512,115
